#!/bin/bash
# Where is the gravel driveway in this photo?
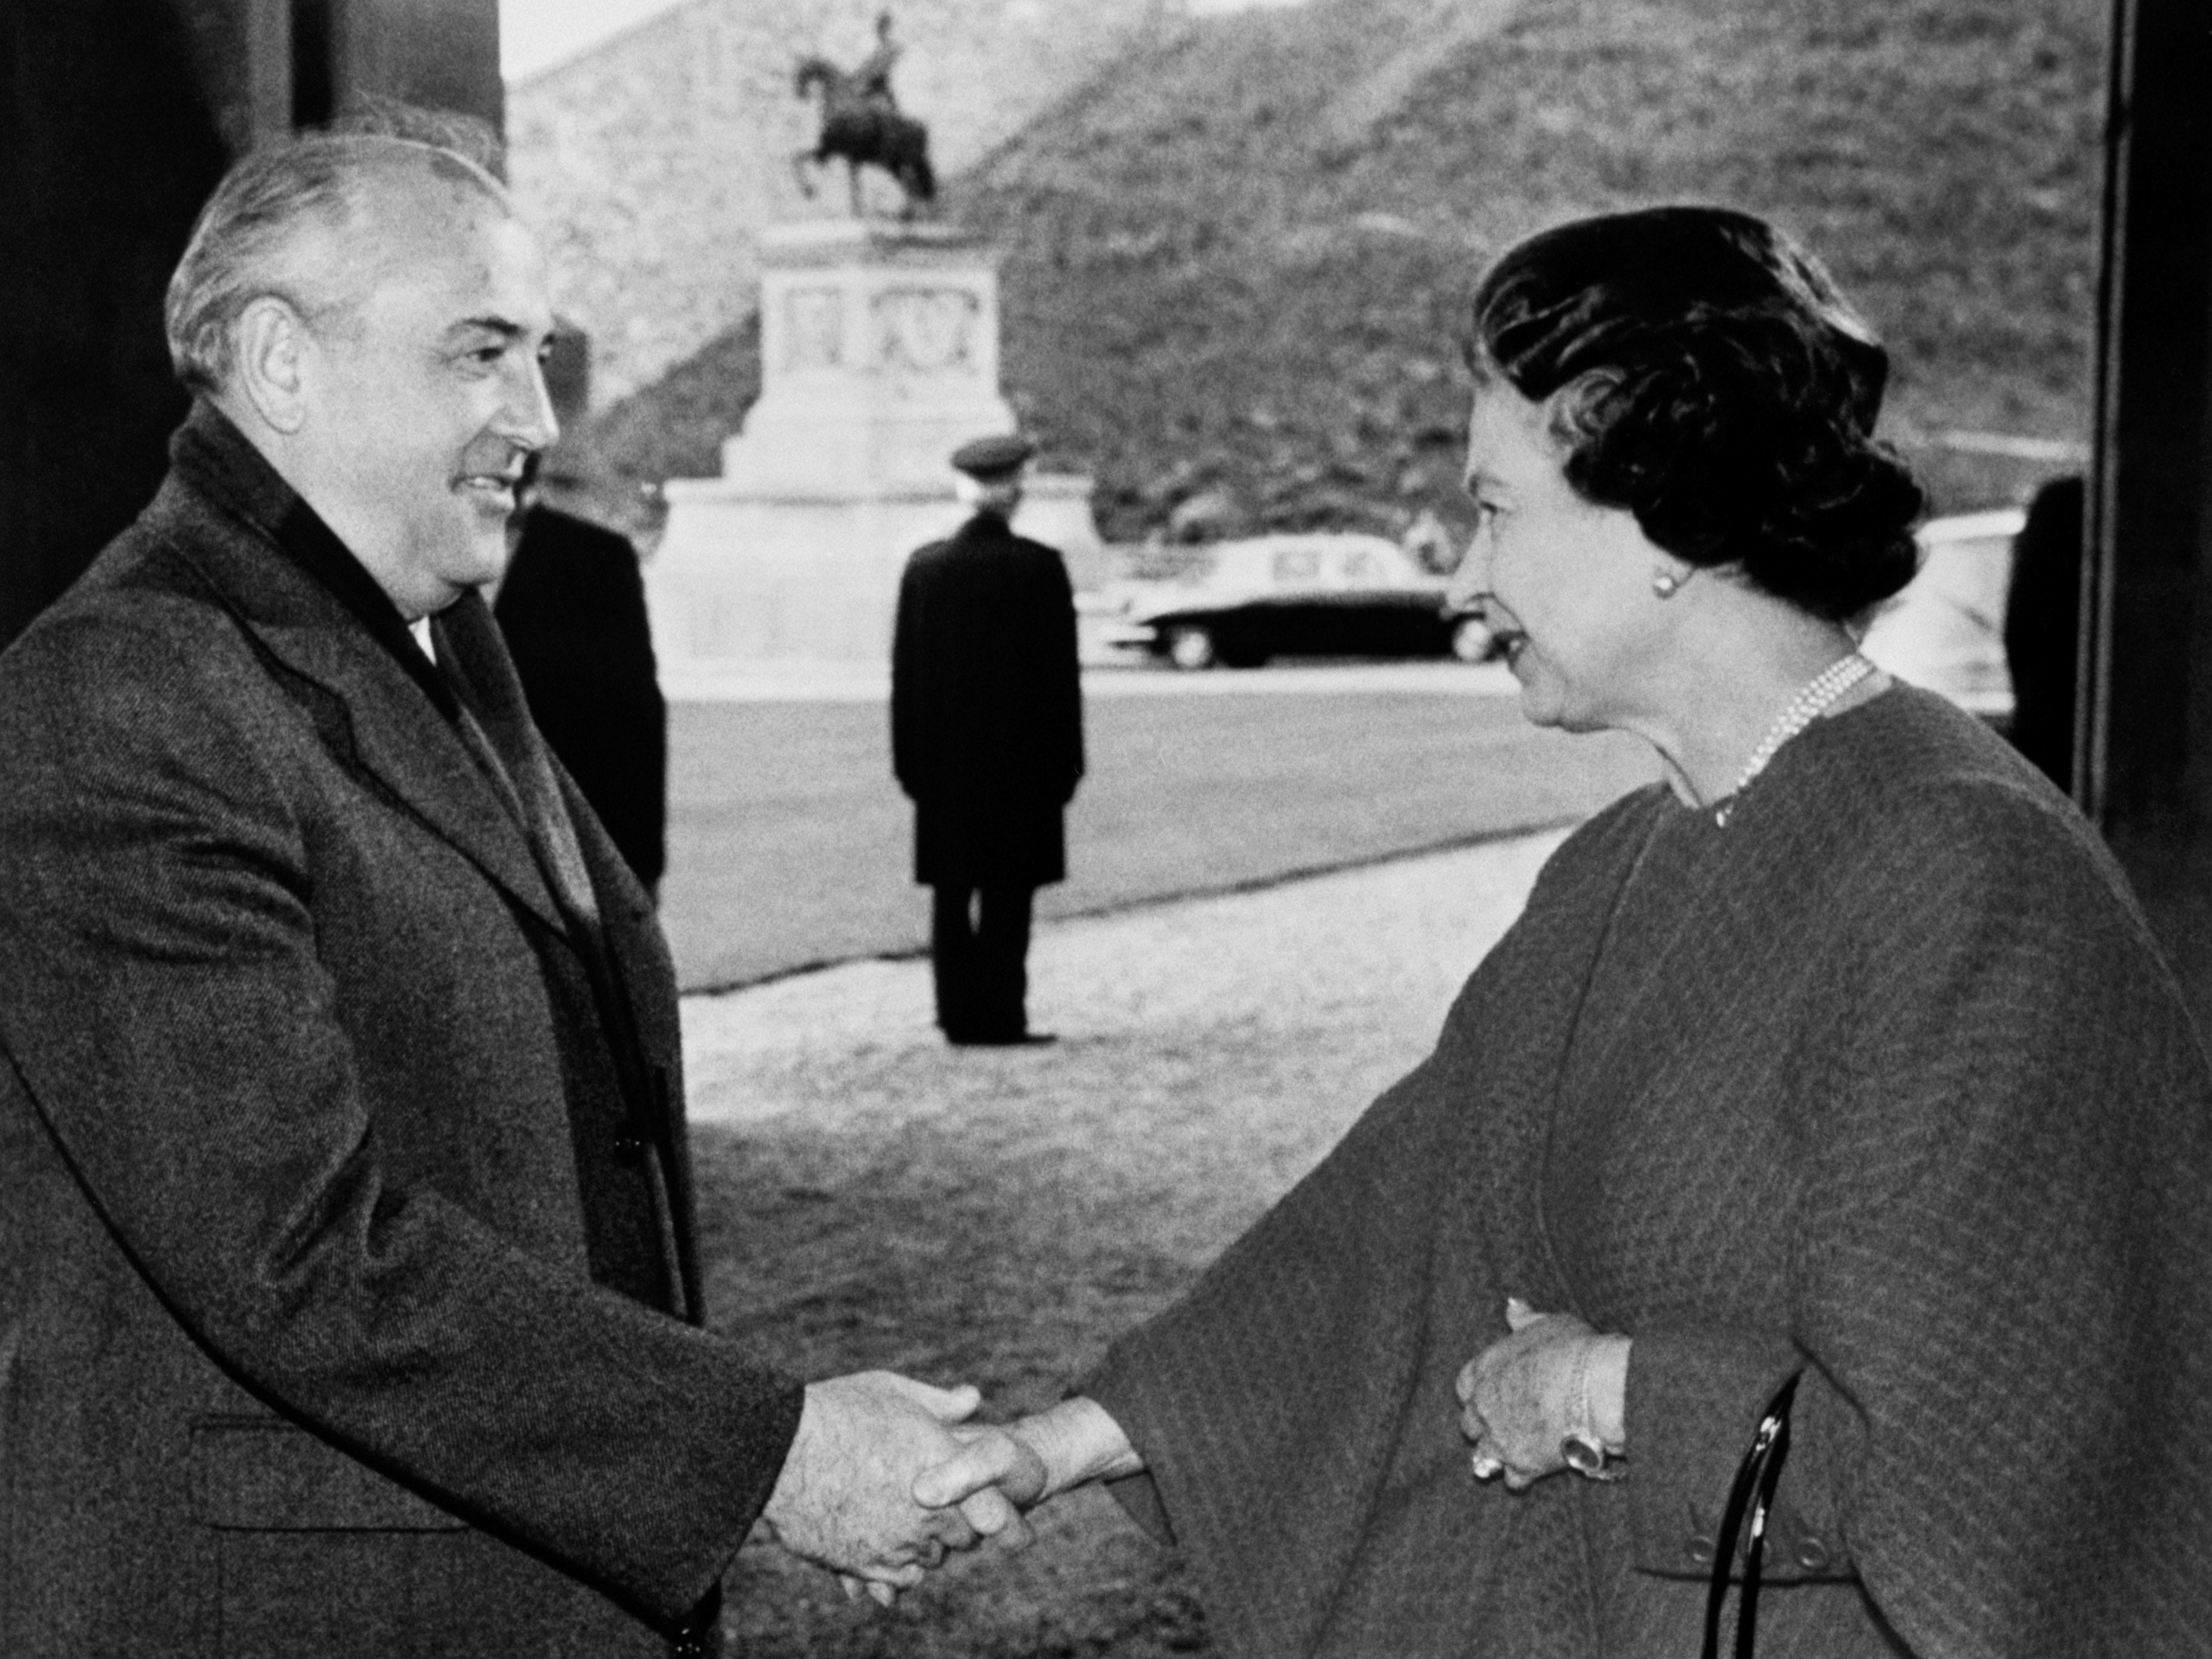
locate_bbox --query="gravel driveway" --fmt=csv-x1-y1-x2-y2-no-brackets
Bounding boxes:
683,824,1563,1143
681,826,1572,1657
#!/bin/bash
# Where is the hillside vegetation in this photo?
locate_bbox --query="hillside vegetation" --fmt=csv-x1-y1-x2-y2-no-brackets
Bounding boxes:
508,0,1161,403
590,0,2106,544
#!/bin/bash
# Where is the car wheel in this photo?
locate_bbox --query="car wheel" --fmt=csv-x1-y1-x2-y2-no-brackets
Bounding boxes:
1164,624,1218,671
1450,616,1497,663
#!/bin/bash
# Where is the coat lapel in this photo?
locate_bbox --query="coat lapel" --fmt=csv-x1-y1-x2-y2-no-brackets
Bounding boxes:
157,482,567,938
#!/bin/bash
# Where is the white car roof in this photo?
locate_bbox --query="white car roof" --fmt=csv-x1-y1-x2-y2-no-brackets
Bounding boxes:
1202,533,1426,589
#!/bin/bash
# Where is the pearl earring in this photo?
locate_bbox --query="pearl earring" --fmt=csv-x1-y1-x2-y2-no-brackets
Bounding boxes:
1652,570,1683,599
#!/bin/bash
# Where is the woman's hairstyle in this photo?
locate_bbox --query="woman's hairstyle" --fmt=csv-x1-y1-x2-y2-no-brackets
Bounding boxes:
1466,206,1925,622
165,103,507,397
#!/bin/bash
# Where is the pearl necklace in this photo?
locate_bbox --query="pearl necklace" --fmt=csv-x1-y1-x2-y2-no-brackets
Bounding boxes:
1713,652,1874,828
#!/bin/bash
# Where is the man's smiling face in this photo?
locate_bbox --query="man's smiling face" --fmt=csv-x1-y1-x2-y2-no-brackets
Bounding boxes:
294,185,557,617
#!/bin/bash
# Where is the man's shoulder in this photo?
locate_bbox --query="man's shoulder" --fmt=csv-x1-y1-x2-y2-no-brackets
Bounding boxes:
7,510,217,667
902,535,959,573
1003,532,1073,602
513,505,640,567
0,478,307,736
0,563,276,826
906,516,1065,573
501,506,645,615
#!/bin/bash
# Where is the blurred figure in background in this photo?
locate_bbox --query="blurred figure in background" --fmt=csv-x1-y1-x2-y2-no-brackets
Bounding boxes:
892,434,1084,1046
2001,473,2085,795
496,450,668,898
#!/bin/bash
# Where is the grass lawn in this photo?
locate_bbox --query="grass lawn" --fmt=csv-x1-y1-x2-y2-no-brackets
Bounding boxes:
661,680,1650,991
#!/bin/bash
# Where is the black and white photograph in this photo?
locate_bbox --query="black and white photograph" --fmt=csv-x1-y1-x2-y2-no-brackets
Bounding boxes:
3,1,2208,1654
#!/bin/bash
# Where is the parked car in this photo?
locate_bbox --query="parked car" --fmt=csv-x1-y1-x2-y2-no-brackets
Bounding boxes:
1090,533,1495,669
1859,507,2027,718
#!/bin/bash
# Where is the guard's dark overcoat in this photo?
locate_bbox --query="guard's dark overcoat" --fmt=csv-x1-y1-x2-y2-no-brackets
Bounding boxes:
0,407,803,1658
495,504,668,892
891,509,1084,886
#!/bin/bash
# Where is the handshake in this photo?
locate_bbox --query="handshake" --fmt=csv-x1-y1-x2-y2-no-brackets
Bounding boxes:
758,1371,1134,1604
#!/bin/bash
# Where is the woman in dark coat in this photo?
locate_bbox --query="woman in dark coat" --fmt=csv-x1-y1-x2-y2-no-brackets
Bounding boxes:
921,208,2212,1657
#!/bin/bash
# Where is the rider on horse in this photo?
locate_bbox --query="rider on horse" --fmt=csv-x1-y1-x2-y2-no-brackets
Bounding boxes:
854,12,901,112
791,12,935,215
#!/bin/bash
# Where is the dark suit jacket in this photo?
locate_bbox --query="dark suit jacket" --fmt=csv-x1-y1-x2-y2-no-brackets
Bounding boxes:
891,510,1083,887
495,505,667,894
0,407,802,1658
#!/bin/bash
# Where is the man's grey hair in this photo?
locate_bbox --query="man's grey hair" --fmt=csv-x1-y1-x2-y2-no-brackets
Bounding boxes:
164,103,508,396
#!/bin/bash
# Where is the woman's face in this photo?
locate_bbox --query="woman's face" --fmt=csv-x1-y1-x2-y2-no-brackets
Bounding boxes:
1449,381,1671,732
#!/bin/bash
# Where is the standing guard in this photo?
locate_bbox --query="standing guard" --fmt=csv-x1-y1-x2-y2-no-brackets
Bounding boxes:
891,435,1084,1046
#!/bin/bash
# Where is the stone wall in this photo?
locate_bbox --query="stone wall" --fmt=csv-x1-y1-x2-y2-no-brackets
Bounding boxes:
506,0,1165,407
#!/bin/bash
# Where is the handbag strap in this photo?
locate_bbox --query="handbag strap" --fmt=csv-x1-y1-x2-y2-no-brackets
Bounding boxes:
1699,1373,1800,1659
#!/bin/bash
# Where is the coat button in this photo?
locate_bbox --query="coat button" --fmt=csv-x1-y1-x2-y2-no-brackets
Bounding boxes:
1686,1535,1717,1566
613,1131,645,1160
1794,1536,1831,1572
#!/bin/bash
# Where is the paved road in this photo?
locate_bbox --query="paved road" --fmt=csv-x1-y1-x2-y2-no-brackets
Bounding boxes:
661,665,1652,990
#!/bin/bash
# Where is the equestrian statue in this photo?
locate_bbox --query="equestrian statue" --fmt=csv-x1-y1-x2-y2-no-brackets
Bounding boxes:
793,12,937,217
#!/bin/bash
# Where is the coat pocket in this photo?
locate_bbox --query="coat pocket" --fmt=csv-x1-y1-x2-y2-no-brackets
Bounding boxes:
189,1418,467,1532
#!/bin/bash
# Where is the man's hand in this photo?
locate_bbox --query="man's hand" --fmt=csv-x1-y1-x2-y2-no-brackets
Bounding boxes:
760,1371,1020,1602
915,1422,1051,1515
912,1395,1139,1522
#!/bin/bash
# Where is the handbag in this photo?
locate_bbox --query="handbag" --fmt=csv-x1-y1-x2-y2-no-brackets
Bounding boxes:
1698,1373,1801,1659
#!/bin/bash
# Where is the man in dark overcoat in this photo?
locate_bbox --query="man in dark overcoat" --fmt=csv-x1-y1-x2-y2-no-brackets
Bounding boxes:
496,454,669,898
0,125,1010,1659
891,435,1085,1045
2001,474,2084,795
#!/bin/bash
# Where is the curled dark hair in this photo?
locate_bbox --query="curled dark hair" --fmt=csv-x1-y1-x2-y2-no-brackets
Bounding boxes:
1466,206,1925,622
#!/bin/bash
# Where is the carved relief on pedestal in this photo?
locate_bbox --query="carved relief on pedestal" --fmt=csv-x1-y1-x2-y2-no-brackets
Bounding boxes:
656,224,1099,674
782,286,846,372
872,286,981,374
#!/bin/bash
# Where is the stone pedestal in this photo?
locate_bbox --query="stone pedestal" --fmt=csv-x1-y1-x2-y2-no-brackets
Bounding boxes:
648,221,1099,691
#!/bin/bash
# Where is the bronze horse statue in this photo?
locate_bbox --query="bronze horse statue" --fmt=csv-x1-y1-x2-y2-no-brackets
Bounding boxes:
792,56,937,217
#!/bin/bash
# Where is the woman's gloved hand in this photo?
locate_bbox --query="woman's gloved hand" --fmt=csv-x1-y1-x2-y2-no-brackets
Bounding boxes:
1457,1296,1632,1491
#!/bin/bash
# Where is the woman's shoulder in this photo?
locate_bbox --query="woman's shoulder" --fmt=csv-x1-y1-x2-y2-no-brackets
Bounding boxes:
1812,684,2094,851
1550,780,1674,862
1827,680,2047,780
1797,684,2158,954
1514,781,1676,906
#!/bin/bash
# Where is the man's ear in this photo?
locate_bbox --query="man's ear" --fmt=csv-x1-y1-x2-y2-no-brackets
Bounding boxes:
231,296,313,435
